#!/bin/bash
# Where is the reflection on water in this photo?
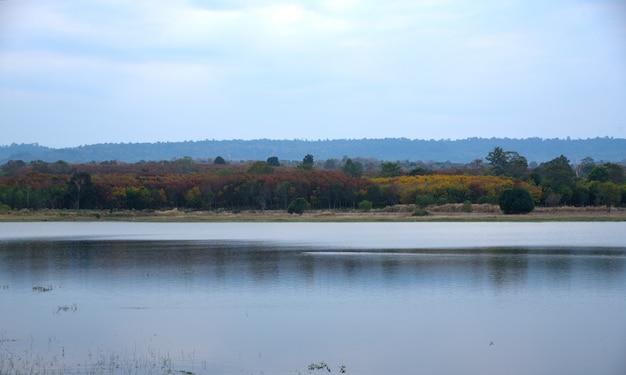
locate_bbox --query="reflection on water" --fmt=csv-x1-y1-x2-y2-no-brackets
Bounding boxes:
1,239,626,375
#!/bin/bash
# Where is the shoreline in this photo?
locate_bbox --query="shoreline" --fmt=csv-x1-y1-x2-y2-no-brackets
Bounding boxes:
1,205,625,222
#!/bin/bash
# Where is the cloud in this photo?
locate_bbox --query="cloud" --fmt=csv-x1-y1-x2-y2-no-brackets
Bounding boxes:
1,0,625,147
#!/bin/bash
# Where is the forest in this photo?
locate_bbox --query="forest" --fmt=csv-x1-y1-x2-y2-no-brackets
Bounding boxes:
2,137,626,164
0,148,625,214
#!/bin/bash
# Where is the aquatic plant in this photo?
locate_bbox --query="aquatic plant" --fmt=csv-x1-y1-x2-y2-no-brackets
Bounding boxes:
32,285,53,292
56,304,78,313
0,346,202,375
308,362,346,373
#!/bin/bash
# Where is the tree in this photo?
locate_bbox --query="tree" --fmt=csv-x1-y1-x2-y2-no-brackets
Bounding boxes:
536,155,575,204
409,166,434,176
299,154,315,170
266,156,280,167
247,161,274,174
574,157,595,178
486,147,508,175
380,162,402,177
358,200,373,212
214,156,226,165
499,188,534,214
287,197,310,214
588,165,610,182
506,153,529,179
596,182,621,212
67,171,95,209
603,162,625,184
184,186,203,208
342,158,363,177
485,147,527,177
324,158,339,170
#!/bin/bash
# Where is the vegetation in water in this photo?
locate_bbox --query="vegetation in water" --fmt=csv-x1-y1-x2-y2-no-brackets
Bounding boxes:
56,304,78,314
32,285,54,293
0,345,204,375
308,362,347,373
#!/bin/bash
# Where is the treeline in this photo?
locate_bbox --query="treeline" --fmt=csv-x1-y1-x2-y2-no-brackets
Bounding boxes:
2,137,626,164
0,149,625,213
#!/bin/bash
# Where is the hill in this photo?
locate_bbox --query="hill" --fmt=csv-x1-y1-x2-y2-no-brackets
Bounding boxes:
1,137,625,164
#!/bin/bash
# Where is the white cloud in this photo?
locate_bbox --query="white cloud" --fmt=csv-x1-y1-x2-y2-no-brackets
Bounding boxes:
1,0,625,146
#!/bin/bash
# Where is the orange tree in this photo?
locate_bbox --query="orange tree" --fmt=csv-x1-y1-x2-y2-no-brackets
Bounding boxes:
370,175,541,205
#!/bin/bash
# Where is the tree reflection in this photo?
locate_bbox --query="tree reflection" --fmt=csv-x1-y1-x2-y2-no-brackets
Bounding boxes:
1,241,625,293
486,249,529,289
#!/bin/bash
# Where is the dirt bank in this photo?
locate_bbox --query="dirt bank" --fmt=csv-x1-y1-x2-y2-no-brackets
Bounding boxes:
1,205,624,222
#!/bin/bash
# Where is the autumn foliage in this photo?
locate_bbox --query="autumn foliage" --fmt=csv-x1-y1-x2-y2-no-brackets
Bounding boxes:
0,156,623,212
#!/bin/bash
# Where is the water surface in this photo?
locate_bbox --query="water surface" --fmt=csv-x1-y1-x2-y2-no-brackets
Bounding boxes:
1,222,625,375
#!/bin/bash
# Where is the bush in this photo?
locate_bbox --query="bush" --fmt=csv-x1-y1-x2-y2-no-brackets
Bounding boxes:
499,188,534,214
478,195,499,205
415,194,435,208
358,200,373,212
462,200,472,213
287,197,311,214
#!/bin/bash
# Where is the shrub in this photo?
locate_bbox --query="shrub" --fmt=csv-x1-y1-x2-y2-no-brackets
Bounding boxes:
413,208,429,216
462,200,472,213
415,194,435,208
287,197,311,215
478,195,499,205
358,200,373,212
499,188,534,214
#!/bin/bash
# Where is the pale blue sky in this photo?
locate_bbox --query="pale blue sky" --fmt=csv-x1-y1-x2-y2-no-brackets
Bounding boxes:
1,0,625,148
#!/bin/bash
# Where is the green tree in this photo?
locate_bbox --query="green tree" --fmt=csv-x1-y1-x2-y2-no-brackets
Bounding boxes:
380,162,402,177
324,158,339,170
342,158,363,177
409,166,433,176
536,155,575,204
126,186,153,209
486,147,508,175
287,197,310,214
266,156,280,167
299,154,315,170
603,162,625,184
485,147,527,177
499,188,534,214
506,152,529,179
588,165,610,182
247,161,274,174
596,182,621,212
214,156,226,165
358,200,373,212
415,194,435,208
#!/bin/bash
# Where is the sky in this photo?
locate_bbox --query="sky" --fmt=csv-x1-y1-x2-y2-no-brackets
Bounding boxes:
1,0,625,148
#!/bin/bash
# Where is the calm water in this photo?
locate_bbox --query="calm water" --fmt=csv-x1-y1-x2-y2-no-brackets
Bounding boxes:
1,222,625,375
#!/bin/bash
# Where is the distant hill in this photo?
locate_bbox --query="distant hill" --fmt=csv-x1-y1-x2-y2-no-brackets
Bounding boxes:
1,138,625,165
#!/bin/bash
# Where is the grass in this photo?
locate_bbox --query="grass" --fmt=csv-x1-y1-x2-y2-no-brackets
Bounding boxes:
0,346,204,375
0,205,625,223
0,344,333,375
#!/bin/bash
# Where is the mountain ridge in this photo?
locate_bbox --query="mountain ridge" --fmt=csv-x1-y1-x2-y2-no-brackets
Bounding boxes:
1,137,625,165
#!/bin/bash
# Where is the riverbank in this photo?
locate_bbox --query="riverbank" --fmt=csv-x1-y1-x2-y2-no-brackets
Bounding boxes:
1,204,624,222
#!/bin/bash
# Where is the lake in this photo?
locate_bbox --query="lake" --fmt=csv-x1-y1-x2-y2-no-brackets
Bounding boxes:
1,222,625,375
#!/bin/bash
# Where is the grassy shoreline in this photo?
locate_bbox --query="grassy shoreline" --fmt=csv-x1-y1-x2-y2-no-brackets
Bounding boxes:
1,205,625,222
